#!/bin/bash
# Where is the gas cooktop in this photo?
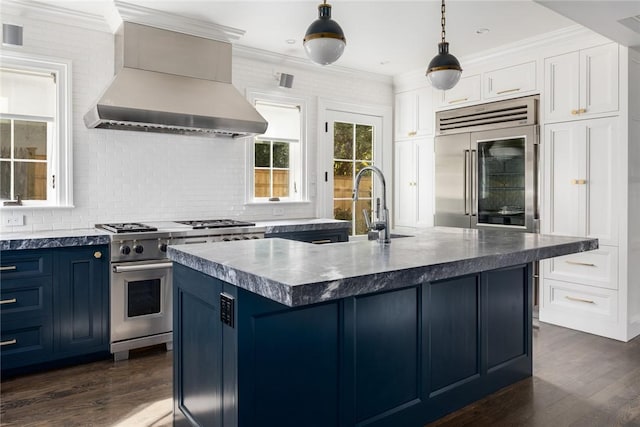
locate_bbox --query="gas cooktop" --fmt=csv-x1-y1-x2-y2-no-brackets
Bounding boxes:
98,223,158,233
174,219,256,229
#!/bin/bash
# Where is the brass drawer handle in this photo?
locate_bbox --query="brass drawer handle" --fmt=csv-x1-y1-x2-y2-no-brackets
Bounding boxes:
496,88,521,95
311,239,333,244
571,109,579,115
0,298,17,305
0,266,17,271
565,295,595,304
565,260,596,267
0,339,17,346
571,108,587,115
408,131,417,137
571,179,587,185
448,97,469,104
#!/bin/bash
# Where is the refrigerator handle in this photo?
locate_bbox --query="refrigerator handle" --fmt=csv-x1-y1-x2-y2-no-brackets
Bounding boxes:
471,149,477,216
464,149,470,215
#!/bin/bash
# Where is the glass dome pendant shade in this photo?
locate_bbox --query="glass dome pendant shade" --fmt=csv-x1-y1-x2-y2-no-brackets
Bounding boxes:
426,0,462,90
303,1,346,66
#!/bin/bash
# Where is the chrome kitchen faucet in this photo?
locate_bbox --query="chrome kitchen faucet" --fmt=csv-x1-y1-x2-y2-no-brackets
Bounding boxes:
353,165,391,244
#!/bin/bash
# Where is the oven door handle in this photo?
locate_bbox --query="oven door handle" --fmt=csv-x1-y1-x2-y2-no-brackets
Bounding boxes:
113,262,173,273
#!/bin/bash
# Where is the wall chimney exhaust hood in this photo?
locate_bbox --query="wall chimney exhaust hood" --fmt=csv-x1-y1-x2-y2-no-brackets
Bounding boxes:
84,22,268,138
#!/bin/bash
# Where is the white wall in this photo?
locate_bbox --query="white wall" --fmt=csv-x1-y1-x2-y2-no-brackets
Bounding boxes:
0,9,393,233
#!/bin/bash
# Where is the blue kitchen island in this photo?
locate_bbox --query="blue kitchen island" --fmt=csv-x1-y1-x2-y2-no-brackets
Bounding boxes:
168,227,597,427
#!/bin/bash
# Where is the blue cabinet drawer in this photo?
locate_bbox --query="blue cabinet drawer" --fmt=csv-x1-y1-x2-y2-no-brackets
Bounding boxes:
1,277,52,320
0,251,52,279
1,316,53,369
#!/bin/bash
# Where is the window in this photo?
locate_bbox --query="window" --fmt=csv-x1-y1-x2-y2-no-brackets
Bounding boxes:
0,53,72,207
248,95,306,202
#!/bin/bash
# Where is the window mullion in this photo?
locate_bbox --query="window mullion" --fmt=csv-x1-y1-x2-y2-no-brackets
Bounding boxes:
270,141,274,198
10,119,15,200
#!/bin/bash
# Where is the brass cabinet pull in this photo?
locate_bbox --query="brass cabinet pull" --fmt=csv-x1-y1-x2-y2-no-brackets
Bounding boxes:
408,131,417,137
448,97,469,104
571,108,588,115
565,260,596,267
497,88,521,95
94,251,102,259
311,239,333,244
571,109,579,115
0,266,17,271
565,295,595,304
0,298,17,305
0,339,17,346
571,179,587,185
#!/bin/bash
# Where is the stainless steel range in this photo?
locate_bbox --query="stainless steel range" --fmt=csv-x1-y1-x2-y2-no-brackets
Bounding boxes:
96,219,265,361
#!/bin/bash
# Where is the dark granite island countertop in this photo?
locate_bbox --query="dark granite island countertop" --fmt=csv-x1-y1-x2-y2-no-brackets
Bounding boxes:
167,226,597,307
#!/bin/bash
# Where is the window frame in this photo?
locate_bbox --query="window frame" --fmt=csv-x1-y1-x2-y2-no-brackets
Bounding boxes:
246,90,308,204
0,51,73,208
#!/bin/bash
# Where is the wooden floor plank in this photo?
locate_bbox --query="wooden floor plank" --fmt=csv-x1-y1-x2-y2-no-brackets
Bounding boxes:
2,323,640,426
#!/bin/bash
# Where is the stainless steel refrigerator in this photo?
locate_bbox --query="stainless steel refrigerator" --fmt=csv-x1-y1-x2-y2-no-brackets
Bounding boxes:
434,96,540,233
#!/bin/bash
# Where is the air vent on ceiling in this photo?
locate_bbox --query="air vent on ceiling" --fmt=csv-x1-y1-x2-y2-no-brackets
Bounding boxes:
436,95,538,135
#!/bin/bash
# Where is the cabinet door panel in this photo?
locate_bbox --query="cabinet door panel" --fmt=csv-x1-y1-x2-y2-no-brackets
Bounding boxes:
395,91,416,140
586,118,617,244
580,44,618,116
545,123,585,237
415,138,434,227
544,52,580,123
439,74,481,107
56,246,108,354
484,61,536,100
416,87,434,136
395,140,416,227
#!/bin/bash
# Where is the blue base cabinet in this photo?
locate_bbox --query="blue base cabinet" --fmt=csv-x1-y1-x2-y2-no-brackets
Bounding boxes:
173,263,532,427
1,246,109,375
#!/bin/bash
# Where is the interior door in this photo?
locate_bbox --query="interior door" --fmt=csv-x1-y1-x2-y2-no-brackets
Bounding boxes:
323,110,383,237
435,133,472,228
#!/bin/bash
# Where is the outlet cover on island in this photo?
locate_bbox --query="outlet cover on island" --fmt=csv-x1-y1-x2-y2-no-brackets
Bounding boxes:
273,207,285,216
3,215,24,226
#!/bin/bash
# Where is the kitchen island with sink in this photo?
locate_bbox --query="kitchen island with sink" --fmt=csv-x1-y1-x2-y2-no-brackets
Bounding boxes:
168,227,597,427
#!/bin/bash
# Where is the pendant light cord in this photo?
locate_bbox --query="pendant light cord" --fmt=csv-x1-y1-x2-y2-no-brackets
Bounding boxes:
440,0,446,43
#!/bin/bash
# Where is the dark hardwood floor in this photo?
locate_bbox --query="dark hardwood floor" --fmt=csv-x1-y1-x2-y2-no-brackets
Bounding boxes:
2,322,640,426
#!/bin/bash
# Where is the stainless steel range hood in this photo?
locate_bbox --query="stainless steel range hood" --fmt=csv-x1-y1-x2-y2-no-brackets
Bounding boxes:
84,22,267,138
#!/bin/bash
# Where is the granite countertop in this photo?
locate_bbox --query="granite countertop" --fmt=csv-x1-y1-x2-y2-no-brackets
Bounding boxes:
0,229,111,251
0,218,349,251
168,227,598,307
256,218,350,234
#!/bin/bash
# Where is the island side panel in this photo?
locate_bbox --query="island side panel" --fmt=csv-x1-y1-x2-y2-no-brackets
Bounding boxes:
173,264,226,427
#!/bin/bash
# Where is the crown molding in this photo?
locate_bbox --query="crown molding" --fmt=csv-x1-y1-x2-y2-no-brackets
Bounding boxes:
0,0,111,32
114,1,244,42
233,44,393,85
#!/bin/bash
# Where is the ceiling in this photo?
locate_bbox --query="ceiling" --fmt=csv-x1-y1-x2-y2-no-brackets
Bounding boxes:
34,1,640,76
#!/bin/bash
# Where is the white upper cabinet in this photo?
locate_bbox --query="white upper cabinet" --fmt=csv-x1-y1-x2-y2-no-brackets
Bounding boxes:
543,117,618,246
544,43,618,123
436,74,481,108
483,61,536,100
394,87,433,140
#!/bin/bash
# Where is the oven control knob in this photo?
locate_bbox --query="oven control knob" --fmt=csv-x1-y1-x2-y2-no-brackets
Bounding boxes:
252,236,260,239
233,237,241,241
120,245,131,255
134,244,144,254
242,236,250,240
223,238,231,242
159,243,168,252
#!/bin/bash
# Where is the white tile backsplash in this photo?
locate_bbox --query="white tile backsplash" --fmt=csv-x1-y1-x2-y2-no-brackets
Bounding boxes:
0,9,392,233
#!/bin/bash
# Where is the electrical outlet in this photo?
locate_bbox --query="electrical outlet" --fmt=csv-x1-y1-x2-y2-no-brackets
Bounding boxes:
273,207,285,216
3,215,24,226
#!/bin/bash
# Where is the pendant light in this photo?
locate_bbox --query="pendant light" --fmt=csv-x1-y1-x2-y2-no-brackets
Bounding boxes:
303,1,346,65
426,0,462,90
